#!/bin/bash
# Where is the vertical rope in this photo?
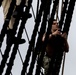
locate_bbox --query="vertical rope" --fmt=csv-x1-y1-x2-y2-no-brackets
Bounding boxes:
56,1,59,21
60,1,66,75
31,6,36,20
61,52,66,75
36,0,39,19
0,0,16,74
61,0,76,75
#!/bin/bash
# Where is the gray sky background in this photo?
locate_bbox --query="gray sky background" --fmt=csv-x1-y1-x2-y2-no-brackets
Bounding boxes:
0,0,76,75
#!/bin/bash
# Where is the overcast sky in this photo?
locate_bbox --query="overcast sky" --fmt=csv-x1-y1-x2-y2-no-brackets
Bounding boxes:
0,1,76,75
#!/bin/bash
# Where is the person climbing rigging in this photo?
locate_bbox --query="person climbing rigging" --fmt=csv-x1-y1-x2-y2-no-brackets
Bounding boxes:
0,0,32,44
42,19,69,75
